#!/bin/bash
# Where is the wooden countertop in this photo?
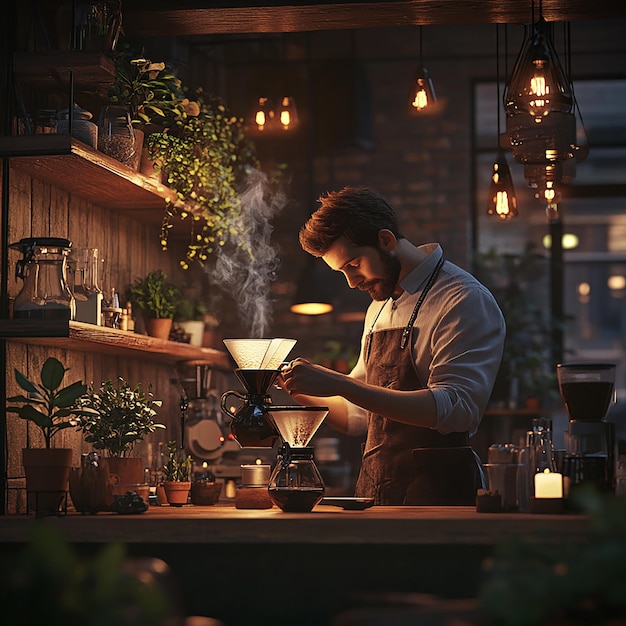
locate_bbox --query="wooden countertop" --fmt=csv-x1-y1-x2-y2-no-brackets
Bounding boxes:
0,503,592,545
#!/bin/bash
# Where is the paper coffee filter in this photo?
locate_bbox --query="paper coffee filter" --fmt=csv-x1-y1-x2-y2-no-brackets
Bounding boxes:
223,338,297,369
268,406,328,447
261,338,297,369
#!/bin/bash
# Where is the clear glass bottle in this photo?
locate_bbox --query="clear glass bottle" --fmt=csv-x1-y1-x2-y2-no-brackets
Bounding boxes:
526,417,557,498
10,237,75,321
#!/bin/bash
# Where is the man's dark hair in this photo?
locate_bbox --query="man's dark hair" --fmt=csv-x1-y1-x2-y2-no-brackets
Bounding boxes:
299,186,404,256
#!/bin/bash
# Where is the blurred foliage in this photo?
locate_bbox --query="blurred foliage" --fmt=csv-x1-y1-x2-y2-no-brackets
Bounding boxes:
0,524,180,626
480,485,626,625
475,243,564,406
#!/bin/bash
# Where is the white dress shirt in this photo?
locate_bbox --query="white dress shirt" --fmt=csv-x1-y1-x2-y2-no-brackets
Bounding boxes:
346,243,506,437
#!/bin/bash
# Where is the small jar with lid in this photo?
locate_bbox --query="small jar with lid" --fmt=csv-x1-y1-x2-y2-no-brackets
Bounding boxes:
57,104,97,148
235,464,273,510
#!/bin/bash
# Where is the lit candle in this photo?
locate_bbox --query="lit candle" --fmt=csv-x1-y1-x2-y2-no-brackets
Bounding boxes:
534,468,563,499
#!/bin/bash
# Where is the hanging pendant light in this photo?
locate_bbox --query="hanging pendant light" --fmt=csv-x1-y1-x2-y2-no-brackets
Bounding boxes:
504,17,572,124
253,97,274,133
488,152,518,220
488,24,518,220
409,26,437,114
290,259,334,315
277,96,299,131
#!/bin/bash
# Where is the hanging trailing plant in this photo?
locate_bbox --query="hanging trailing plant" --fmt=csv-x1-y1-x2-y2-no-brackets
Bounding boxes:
146,88,260,269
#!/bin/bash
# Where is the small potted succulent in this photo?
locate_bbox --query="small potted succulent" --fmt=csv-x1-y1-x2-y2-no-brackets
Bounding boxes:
6,356,91,514
161,440,192,507
129,269,181,339
75,377,165,506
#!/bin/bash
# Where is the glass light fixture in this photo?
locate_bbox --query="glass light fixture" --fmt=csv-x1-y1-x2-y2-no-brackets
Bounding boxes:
277,96,298,131
488,25,518,220
488,151,518,220
504,17,573,124
409,26,437,113
253,97,274,132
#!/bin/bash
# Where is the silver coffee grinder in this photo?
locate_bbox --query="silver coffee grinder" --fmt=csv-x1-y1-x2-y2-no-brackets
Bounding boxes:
557,362,617,498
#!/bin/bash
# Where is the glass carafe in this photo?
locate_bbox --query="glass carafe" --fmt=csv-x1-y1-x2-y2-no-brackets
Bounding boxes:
268,443,325,512
10,237,75,321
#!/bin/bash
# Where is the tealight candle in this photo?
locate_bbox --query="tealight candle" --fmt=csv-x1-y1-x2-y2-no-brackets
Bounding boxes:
534,468,563,499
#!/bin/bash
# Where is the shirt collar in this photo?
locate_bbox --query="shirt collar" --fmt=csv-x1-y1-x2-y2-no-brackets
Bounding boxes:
398,243,443,295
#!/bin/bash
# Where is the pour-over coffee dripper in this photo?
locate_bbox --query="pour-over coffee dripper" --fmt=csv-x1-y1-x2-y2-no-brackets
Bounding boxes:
223,338,297,370
266,406,329,512
220,338,297,448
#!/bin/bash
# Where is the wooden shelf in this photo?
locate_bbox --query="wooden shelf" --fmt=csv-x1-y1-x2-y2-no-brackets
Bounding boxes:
0,320,230,368
0,135,177,222
13,51,115,92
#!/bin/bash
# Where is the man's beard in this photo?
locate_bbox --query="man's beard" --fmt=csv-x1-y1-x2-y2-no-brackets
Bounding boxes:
360,250,401,301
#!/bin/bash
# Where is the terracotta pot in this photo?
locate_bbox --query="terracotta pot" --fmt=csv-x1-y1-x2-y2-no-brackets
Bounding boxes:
143,317,173,340
190,480,222,505
101,456,145,507
69,465,110,514
103,456,145,484
163,481,191,507
22,448,73,515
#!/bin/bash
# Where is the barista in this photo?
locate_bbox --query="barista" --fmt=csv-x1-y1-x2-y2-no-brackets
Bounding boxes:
280,186,506,505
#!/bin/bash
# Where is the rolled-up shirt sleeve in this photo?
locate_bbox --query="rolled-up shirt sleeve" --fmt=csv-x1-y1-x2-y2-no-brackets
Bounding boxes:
424,282,506,436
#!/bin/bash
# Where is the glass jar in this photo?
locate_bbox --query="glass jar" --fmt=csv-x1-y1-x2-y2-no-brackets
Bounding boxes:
57,105,97,148
98,105,137,167
10,237,75,321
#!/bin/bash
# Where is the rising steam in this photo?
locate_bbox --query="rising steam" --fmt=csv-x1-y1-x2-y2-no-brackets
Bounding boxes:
209,169,287,338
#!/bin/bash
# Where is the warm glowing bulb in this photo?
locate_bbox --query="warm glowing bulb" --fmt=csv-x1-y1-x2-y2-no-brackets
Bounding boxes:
290,302,333,315
412,86,428,110
280,110,291,128
409,69,436,113
487,153,517,220
578,282,590,296
255,110,266,129
608,275,626,291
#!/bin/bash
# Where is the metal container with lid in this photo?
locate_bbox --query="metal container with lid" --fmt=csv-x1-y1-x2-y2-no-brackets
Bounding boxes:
10,237,75,321
235,464,273,509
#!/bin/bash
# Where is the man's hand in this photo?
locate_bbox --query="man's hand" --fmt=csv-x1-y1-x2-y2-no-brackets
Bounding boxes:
279,358,344,398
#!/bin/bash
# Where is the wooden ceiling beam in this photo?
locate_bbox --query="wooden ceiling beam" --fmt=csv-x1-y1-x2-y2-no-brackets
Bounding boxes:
123,1,625,37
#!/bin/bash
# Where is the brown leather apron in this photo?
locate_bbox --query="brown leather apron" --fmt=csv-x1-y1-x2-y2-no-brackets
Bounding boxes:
354,261,483,506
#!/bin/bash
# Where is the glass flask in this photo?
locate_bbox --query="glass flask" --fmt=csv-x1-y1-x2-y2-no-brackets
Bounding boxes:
10,237,75,321
220,369,280,448
268,443,325,513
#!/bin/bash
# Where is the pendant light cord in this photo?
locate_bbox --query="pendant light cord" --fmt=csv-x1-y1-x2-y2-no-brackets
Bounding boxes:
496,24,501,147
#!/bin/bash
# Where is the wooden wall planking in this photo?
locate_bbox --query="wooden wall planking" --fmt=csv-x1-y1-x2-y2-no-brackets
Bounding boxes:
4,164,189,513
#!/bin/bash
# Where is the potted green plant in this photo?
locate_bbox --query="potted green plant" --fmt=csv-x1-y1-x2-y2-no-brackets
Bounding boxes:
129,269,181,339
146,89,260,269
6,356,90,514
75,377,165,506
161,440,192,507
105,45,200,171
